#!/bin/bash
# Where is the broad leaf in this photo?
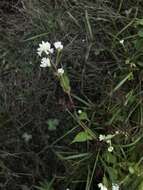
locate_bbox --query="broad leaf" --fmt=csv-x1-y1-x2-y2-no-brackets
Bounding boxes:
60,73,71,93
72,130,93,143
136,19,143,26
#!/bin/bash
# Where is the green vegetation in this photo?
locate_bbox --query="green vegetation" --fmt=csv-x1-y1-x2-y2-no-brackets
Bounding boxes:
1,0,143,189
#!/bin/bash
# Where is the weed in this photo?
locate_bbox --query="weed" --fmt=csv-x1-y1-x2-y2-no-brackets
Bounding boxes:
1,0,143,190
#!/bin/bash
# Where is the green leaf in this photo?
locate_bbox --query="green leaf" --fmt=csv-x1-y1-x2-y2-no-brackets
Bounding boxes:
138,30,143,37
60,73,71,93
136,19,143,26
138,181,143,190
35,180,55,190
124,90,135,106
103,175,109,188
129,166,135,174
134,38,143,50
108,167,118,182
137,61,143,67
47,119,59,131
78,112,89,121
104,152,117,164
112,72,133,94
72,130,93,143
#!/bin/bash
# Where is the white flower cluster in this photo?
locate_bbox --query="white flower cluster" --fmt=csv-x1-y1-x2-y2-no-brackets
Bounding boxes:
112,183,120,190
99,133,117,152
40,57,51,68
57,68,64,75
37,41,64,75
98,183,108,190
54,41,63,50
37,41,54,57
98,182,119,190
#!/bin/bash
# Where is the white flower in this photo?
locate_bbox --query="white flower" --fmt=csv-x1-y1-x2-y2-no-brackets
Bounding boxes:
115,131,119,135
57,68,64,75
119,39,124,45
112,183,119,190
99,134,114,152
98,183,108,190
54,41,63,50
108,146,114,152
40,57,51,67
99,134,115,142
98,183,103,188
106,140,111,144
78,110,82,114
37,41,53,56
99,134,106,141
22,132,32,142
49,48,54,54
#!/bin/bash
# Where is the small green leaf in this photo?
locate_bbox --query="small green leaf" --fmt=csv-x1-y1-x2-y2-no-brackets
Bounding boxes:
134,38,143,50
35,180,55,190
60,73,71,93
124,90,135,106
112,72,133,94
72,130,93,143
47,119,59,131
103,175,109,188
136,19,143,26
104,152,117,164
108,167,118,182
138,30,143,37
137,62,143,67
78,112,89,121
129,166,135,174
